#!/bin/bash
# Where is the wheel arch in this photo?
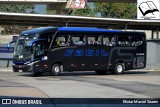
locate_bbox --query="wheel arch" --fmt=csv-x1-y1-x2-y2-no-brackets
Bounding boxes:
50,61,63,72
115,60,125,71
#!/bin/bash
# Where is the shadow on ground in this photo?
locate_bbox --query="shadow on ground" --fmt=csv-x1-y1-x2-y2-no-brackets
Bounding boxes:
18,70,150,77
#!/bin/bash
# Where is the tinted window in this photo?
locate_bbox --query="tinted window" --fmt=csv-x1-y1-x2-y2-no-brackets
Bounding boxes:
131,36,143,46
40,32,54,43
34,42,45,58
71,34,86,46
87,35,102,46
54,35,70,47
118,36,130,46
103,35,116,46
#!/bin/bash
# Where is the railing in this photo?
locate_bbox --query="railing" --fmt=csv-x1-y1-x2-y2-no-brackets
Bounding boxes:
0,47,14,67
0,47,14,53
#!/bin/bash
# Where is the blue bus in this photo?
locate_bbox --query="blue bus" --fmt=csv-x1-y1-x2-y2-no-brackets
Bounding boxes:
10,27,146,76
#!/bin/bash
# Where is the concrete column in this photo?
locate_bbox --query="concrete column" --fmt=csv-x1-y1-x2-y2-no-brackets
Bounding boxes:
151,30,154,39
156,28,159,39
47,3,70,15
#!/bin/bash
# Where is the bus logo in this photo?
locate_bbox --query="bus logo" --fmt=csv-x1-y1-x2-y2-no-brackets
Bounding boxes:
65,49,109,57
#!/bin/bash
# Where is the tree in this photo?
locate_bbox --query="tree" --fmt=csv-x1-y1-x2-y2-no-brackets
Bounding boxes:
0,4,37,35
94,3,137,19
46,10,56,15
0,4,36,13
72,5,93,16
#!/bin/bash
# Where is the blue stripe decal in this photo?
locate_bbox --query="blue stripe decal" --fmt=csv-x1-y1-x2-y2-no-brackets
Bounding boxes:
13,58,42,65
58,27,121,33
65,49,109,57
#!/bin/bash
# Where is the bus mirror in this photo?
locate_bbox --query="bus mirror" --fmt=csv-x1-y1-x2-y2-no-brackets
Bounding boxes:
7,41,16,49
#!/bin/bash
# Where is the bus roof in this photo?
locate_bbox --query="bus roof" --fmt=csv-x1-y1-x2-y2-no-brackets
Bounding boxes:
58,27,121,33
21,26,56,35
21,26,121,36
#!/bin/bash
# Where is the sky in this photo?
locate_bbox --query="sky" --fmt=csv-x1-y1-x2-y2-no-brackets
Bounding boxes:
35,4,46,14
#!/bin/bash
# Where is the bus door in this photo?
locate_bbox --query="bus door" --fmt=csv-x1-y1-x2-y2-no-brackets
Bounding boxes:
32,41,48,71
50,34,72,70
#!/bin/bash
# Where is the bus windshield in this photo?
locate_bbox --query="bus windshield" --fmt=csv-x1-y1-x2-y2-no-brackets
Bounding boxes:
14,38,34,62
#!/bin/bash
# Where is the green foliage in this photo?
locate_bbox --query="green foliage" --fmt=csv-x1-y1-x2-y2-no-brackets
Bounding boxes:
0,4,37,35
46,10,56,15
0,4,36,13
73,3,136,18
94,3,137,19
72,6,93,16
1,25,29,34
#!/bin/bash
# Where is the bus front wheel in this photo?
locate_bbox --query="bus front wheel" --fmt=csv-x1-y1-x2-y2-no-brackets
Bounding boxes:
51,63,61,76
114,63,124,75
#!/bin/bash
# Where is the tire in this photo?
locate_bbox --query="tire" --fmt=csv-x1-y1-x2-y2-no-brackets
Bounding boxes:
114,63,124,75
95,70,107,75
51,63,61,76
33,72,42,77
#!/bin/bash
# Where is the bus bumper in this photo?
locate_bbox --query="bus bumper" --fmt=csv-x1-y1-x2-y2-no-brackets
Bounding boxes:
12,64,33,72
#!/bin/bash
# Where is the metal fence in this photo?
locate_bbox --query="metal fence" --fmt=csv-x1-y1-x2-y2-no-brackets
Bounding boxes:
0,47,14,67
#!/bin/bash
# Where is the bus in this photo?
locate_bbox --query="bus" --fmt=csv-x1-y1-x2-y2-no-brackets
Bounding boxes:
10,26,146,76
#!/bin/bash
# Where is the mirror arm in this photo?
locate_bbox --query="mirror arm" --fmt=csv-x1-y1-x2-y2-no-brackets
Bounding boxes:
7,41,16,49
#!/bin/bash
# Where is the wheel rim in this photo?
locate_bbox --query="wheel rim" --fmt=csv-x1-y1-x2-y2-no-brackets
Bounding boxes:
117,65,123,73
54,66,60,73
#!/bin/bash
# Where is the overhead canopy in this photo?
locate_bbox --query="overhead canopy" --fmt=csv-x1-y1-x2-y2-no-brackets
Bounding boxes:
0,12,159,30
88,0,136,2
0,0,136,3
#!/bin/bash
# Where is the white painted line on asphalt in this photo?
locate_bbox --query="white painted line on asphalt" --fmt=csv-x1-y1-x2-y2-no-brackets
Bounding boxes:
0,70,13,72
130,70,158,71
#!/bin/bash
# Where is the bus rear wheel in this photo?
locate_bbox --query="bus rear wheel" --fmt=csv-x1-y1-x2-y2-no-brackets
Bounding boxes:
95,70,107,75
51,63,61,76
114,63,124,75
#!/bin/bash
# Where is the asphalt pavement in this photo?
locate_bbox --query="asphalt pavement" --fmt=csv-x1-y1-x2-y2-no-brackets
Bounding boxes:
0,68,160,107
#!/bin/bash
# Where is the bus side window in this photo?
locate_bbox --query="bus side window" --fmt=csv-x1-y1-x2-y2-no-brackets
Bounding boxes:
131,37,143,46
34,42,45,58
118,36,130,46
103,37,110,46
72,36,86,46
103,36,115,46
55,36,70,47
88,36,101,46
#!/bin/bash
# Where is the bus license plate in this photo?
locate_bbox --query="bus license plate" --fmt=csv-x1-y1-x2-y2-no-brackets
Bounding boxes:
19,70,23,72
